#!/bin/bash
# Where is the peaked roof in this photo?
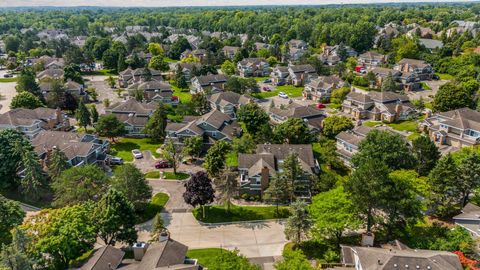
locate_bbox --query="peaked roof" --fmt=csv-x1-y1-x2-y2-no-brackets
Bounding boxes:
136,239,198,270
195,74,229,86
209,91,251,106
270,103,324,119
0,108,58,126
437,108,480,131
106,99,156,115
78,245,125,270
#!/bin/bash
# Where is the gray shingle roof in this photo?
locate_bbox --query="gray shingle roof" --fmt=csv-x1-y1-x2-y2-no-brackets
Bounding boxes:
78,245,124,270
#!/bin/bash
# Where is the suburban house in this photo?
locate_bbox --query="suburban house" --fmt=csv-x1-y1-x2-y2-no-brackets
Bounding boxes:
105,99,156,136
36,68,64,81
237,58,270,77
39,79,86,101
180,49,207,62
222,46,240,59
303,75,345,101
358,51,388,68
166,109,242,145
420,108,480,148
393,58,434,80
127,80,177,104
29,56,65,69
238,144,319,199
288,47,307,61
190,74,229,94
75,238,201,270
329,241,462,270
288,64,318,86
319,45,357,65
342,90,417,123
269,102,325,133
453,203,480,238
32,130,109,167
406,25,435,38
335,125,373,164
172,62,201,80
0,108,70,138
419,38,444,51
270,66,290,85
370,67,421,92
118,68,162,88
374,22,401,46
288,39,308,50
208,91,251,118
254,42,270,51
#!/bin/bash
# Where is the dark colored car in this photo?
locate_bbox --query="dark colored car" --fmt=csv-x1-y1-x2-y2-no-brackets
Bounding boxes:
155,160,171,169
3,73,13,78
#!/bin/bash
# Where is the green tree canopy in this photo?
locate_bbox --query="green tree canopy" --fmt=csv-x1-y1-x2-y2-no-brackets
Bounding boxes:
274,118,313,144
237,103,270,137
204,141,232,177
10,92,43,109
0,195,25,245
322,116,354,139
144,103,168,142
95,114,125,142
112,164,153,211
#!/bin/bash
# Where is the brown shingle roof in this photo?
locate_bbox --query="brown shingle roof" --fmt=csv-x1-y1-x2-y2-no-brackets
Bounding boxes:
0,108,58,126
78,245,124,270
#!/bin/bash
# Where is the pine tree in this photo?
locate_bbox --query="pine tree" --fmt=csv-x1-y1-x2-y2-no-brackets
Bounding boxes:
46,147,71,179
89,104,99,123
263,174,289,215
117,54,127,72
144,102,168,142
19,147,46,201
284,200,312,246
75,101,91,131
428,154,460,217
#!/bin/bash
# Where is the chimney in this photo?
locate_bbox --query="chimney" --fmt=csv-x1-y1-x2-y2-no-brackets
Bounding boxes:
260,166,270,197
361,232,375,247
132,242,148,261
55,107,62,123
395,103,402,117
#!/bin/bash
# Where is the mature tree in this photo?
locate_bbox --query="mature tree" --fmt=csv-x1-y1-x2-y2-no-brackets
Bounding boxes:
46,79,65,109
215,169,238,212
263,174,290,214
89,104,99,123
282,153,304,202
52,164,110,207
21,204,96,269
457,152,480,207
284,200,312,246
275,249,313,270
221,60,236,75
190,93,210,114
428,154,460,217
183,171,215,219
433,82,474,112
19,148,46,201
381,72,398,92
149,55,169,71
182,135,203,160
144,103,168,142
75,101,91,131
45,147,71,179
204,141,231,177
168,37,191,59
232,133,256,155
15,69,41,99
0,129,32,189
161,140,182,174
0,229,33,270
322,116,354,139
346,160,390,232
412,136,440,176
174,66,188,89
310,186,360,247
351,130,414,170
112,164,152,211
106,76,116,88
95,114,125,142
205,249,260,270
4,36,20,52
93,188,138,245
274,118,313,144
64,64,84,84
10,92,43,109
330,87,350,104
237,103,270,137
0,195,25,245
63,92,78,113
148,43,164,56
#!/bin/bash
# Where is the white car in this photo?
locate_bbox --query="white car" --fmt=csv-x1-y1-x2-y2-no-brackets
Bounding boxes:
132,149,143,159
107,156,124,165
278,92,288,99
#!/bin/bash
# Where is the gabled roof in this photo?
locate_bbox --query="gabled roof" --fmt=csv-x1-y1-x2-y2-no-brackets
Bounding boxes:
136,239,198,270
359,51,386,61
196,109,231,129
437,108,480,131
194,74,229,86
106,99,156,115
288,64,316,74
135,81,172,91
209,91,251,107
78,245,124,270
453,202,480,220
32,130,95,160
37,68,64,79
0,108,58,126
397,58,431,69
307,75,344,89
270,103,324,119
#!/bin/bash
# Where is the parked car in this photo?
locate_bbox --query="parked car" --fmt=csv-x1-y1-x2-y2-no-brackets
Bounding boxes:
132,149,143,159
263,78,272,83
278,92,288,99
3,73,13,78
107,155,124,165
276,81,286,86
263,86,271,92
155,160,171,169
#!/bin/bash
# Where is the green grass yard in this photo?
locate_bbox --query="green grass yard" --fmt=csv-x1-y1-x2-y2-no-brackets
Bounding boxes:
387,120,419,133
109,138,161,162
253,76,269,82
170,81,192,103
0,77,17,83
193,204,290,223
163,172,190,180
145,171,160,179
83,69,118,76
420,82,432,90
186,248,228,268
436,73,454,80
251,85,304,99
137,192,169,223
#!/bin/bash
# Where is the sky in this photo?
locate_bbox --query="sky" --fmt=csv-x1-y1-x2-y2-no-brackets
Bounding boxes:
0,0,477,7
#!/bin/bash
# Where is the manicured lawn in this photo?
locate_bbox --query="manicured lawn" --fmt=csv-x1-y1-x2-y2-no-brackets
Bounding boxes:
226,151,238,167
145,171,160,179
0,77,17,83
362,121,382,127
387,120,419,133
137,192,169,223
251,85,304,99
420,82,432,90
186,248,228,267
436,73,454,80
163,172,190,180
109,138,161,162
193,204,290,223
326,103,342,109
253,76,269,82
407,132,422,141
170,81,192,103
83,69,118,76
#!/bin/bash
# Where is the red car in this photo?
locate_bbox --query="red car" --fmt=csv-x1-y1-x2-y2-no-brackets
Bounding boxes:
155,160,171,169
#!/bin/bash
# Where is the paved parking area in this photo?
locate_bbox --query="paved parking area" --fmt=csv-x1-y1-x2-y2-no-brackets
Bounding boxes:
84,75,124,114
0,70,17,113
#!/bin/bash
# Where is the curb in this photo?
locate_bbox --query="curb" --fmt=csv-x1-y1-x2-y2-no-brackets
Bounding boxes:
197,218,287,226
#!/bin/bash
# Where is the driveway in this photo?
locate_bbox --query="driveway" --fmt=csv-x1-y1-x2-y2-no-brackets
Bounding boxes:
0,79,17,113
84,75,124,114
132,150,156,173
407,80,448,101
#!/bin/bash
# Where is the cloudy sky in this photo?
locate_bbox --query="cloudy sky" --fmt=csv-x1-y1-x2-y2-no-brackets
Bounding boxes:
0,0,477,7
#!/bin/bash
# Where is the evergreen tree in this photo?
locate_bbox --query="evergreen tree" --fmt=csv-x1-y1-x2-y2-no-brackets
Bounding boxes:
89,104,99,123
15,69,42,101
284,200,312,246
428,154,460,217
75,101,91,131
93,188,138,245
458,152,480,207
263,174,290,214
112,164,152,211
412,136,440,176
0,229,34,270
46,80,65,109
381,72,397,92
46,147,71,179
144,102,168,142
19,147,46,201
117,54,127,72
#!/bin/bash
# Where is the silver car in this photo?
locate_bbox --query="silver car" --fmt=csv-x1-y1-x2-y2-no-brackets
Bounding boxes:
132,149,143,159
